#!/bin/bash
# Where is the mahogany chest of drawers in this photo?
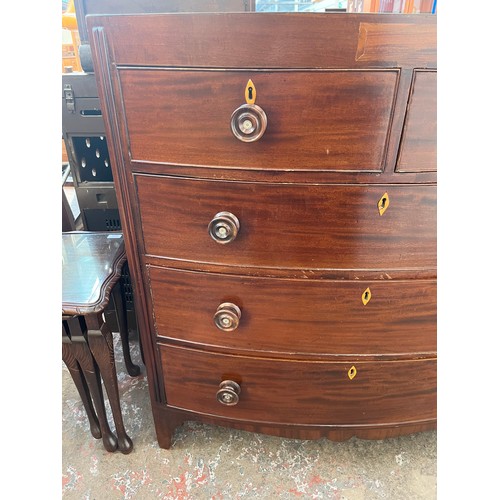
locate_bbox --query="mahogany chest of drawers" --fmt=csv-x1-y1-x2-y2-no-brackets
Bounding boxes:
88,13,437,448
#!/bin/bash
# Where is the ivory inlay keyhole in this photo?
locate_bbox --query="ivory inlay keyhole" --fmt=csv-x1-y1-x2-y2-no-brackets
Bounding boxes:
378,192,390,216
245,79,257,104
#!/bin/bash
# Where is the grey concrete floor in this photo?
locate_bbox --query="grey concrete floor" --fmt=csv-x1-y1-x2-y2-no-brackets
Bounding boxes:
62,334,437,499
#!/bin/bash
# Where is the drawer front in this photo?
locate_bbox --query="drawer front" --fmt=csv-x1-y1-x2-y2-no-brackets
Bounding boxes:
149,267,436,356
120,69,397,172
160,345,436,425
136,175,436,270
396,71,437,173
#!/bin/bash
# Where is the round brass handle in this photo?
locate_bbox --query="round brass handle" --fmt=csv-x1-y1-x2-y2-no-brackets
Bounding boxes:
230,104,267,143
208,211,240,244
213,302,241,331
216,380,241,406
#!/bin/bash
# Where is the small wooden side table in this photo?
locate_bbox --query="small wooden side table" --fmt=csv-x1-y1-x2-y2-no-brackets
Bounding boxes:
62,231,133,454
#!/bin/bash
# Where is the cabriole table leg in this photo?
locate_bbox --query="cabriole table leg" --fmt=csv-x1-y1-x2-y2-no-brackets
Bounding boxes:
62,324,101,439
63,316,118,452
111,283,141,377
86,314,133,455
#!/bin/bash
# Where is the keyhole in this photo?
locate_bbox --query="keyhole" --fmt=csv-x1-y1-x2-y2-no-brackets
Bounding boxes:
378,192,390,216
247,87,253,100
362,287,371,305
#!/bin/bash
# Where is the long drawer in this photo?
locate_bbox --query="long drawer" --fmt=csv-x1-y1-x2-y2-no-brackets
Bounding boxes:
160,345,436,425
149,266,436,356
136,175,436,270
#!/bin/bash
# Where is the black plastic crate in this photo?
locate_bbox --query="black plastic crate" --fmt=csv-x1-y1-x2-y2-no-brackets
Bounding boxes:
71,135,113,183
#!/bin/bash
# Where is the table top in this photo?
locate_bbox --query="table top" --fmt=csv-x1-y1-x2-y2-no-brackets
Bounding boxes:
62,232,126,316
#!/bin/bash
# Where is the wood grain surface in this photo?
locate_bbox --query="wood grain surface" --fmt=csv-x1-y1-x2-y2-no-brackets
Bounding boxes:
149,266,436,357
120,69,398,171
87,13,436,69
396,70,437,172
154,403,436,448
136,175,436,270
160,344,437,425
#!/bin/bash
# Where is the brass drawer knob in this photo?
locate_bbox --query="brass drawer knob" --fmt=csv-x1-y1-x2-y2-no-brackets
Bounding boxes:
230,104,267,143
213,302,241,331
208,211,240,244
216,380,241,406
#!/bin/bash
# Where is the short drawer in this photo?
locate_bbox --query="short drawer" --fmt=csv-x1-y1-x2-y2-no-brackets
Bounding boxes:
136,175,436,270
120,69,398,172
160,345,436,425
396,70,437,173
149,267,436,356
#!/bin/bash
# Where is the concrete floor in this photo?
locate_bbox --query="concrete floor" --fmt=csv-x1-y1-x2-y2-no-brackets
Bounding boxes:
62,335,437,499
